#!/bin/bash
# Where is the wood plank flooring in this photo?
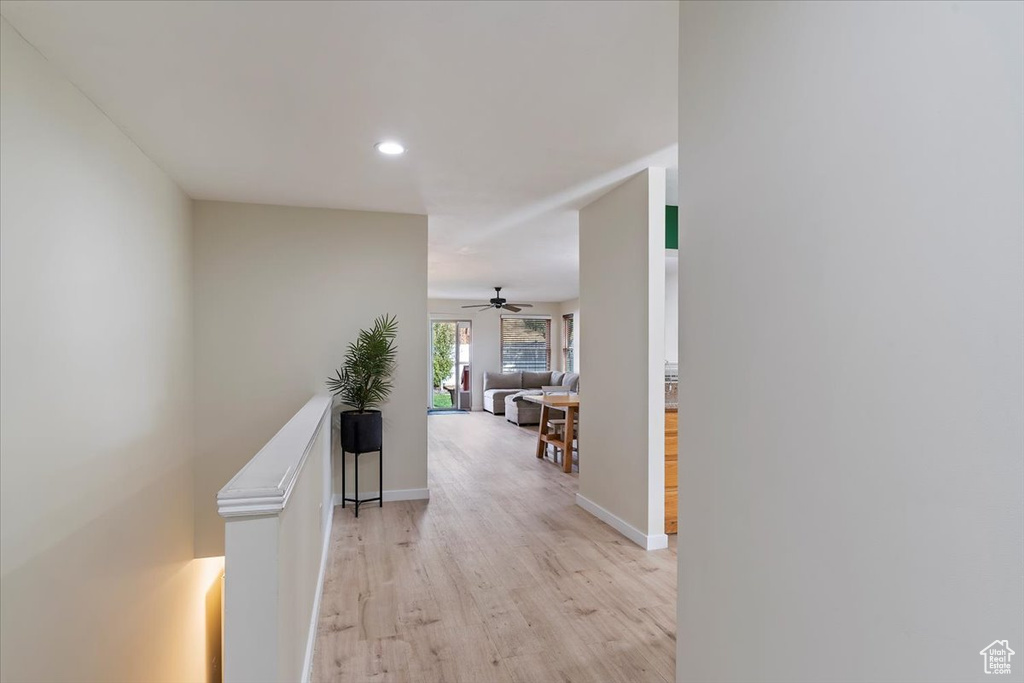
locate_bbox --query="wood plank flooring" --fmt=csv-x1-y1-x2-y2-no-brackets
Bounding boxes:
312,411,677,682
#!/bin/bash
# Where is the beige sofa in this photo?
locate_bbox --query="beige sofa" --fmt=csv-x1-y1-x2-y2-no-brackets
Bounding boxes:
482,370,580,425
481,371,528,414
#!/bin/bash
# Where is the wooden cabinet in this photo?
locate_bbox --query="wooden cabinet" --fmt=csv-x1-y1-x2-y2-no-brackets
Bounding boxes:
665,409,678,534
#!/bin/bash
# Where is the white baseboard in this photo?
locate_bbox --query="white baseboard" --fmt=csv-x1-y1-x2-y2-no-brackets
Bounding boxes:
331,488,430,507
646,532,669,551
575,493,669,551
301,500,334,683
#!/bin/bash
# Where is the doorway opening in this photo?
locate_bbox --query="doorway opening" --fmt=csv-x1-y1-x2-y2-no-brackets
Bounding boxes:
429,320,472,412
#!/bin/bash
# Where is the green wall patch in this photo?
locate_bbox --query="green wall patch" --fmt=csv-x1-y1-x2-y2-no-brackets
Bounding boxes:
666,205,678,250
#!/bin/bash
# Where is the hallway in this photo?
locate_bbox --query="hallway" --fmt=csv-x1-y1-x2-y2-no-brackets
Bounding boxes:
312,411,677,681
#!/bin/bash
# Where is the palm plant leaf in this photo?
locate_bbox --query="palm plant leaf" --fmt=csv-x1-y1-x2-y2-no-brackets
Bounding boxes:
326,314,398,412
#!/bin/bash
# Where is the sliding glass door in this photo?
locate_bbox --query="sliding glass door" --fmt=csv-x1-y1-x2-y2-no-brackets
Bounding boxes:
429,319,472,410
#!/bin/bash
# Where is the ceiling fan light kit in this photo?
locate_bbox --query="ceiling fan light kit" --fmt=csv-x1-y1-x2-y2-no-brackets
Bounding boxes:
461,287,534,313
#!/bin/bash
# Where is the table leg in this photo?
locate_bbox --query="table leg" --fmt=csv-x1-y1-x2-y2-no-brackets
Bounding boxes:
563,406,576,473
536,404,550,458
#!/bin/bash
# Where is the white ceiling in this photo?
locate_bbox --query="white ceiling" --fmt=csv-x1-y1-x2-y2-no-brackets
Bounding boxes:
0,0,678,302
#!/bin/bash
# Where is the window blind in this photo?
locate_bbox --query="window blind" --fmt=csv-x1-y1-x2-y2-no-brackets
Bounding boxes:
500,317,551,372
562,313,575,372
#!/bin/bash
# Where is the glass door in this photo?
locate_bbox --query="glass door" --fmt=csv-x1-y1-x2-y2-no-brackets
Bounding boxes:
455,321,472,410
429,320,472,410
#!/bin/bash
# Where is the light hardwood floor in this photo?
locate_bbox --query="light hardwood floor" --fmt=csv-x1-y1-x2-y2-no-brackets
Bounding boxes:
312,411,677,682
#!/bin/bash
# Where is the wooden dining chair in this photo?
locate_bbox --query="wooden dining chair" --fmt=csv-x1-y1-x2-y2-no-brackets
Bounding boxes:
541,386,578,468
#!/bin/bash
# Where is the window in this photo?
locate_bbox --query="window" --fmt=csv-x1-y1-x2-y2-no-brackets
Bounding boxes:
562,313,575,372
500,316,551,372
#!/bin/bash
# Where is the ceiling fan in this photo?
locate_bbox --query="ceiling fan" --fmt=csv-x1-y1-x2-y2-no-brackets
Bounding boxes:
461,287,534,313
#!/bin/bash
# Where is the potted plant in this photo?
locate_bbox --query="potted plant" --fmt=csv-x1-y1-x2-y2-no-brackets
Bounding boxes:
327,314,397,453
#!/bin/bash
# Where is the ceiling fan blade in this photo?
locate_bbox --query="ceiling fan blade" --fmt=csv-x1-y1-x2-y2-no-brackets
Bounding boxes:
461,304,492,308
502,304,523,312
504,303,533,308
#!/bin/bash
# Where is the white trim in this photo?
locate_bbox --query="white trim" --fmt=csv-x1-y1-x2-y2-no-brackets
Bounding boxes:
218,395,332,518
645,166,667,539
331,488,430,507
429,313,475,320
647,532,669,551
300,504,333,683
576,493,669,551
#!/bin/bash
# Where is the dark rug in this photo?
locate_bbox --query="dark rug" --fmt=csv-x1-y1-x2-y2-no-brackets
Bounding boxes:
427,408,469,415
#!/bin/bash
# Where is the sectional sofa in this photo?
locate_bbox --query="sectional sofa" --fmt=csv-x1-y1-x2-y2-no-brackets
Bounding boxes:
482,370,580,425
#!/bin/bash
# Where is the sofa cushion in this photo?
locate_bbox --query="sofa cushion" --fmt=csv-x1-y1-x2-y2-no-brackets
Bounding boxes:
509,389,543,403
522,371,552,389
561,372,580,391
483,371,522,391
483,388,521,415
550,370,564,386
484,388,520,401
505,392,544,425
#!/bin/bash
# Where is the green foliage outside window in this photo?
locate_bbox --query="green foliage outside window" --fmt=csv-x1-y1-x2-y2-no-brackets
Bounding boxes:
432,322,455,389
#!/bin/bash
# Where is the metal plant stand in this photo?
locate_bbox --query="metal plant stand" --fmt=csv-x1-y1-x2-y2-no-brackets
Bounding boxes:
340,442,383,517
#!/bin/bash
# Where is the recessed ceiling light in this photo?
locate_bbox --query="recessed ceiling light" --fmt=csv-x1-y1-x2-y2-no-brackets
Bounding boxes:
375,141,405,156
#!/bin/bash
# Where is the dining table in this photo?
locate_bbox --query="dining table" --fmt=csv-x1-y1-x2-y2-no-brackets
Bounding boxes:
522,393,579,473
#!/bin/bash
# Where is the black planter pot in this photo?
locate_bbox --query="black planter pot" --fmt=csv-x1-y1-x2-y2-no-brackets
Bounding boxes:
340,410,382,453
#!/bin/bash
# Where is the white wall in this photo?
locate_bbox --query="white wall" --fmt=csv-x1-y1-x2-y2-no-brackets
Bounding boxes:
0,18,219,682
220,396,331,683
665,253,678,364
578,169,666,548
427,300,562,410
274,413,326,682
677,2,1023,681
194,201,427,556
